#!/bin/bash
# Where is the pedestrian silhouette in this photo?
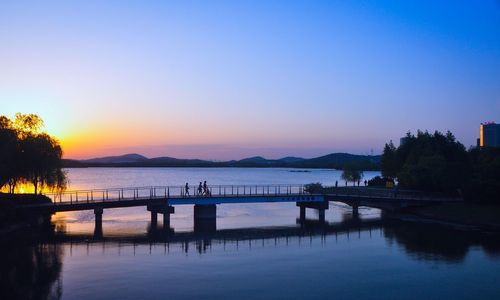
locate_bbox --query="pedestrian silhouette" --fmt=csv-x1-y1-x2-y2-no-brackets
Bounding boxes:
203,181,208,195
198,182,203,195
185,183,190,197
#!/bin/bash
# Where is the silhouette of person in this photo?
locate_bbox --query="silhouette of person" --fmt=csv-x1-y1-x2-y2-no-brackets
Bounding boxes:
203,181,208,195
185,183,190,197
335,180,338,188
198,182,203,195
364,180,367,186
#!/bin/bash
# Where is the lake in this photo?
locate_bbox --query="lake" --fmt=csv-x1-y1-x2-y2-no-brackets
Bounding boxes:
2,168,500,299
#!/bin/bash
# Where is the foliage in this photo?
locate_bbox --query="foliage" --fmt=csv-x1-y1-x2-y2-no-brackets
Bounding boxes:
341,164,364,186
304,182,323,194
465,147,500,203
380,130,471,195
0,113,67,194
367,176,394,187
381,141,398,179
0,123,19,192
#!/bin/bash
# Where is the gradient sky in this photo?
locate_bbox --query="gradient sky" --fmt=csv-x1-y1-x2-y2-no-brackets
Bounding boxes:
1,1,499,160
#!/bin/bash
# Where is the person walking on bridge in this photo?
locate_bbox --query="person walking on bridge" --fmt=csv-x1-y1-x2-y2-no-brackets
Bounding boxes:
185,183,190,197
198,182,203,196
203,181,208,196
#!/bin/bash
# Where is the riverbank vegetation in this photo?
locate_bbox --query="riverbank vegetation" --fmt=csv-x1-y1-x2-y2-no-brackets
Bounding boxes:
341,164,364,186
0,113,67,195
381,130,500,204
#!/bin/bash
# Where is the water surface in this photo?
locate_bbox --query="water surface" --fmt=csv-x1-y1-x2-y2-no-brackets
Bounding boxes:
2,168,499,299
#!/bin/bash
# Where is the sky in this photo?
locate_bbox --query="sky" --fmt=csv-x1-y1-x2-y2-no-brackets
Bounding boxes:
1,0,499,160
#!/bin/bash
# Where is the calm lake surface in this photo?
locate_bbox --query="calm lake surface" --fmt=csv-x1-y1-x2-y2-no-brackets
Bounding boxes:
2,168,500,299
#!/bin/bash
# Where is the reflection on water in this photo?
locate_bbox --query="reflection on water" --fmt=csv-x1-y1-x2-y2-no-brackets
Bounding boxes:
2,212,500,300
0,239,63,300
383,218,500,263
3,169,500,299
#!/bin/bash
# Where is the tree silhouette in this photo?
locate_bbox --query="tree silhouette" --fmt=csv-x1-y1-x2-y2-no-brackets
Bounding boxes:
380,130,471,194
0,113,67,194
341,164,363,186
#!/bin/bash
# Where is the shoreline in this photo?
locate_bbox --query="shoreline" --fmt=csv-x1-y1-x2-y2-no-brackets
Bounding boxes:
400,203,500,233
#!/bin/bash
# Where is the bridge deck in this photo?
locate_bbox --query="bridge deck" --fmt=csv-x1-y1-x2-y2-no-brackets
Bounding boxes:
22,185,323,212
19,185,462,213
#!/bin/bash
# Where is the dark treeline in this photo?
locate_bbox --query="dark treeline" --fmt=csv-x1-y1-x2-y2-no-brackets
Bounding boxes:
63,153,381,170
380,130,500,203
0,114,67,194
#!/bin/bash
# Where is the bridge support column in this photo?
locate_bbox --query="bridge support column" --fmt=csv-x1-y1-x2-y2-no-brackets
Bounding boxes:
318,208,325,223
151,211,158,227
148,204,175,231
94,207,103,239
296,201,328,223
194,204,216,233
352,205,359,217
299,206,306,220
163,211,170,229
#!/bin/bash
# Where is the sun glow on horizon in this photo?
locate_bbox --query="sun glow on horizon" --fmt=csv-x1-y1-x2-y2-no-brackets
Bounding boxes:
1,1,498,159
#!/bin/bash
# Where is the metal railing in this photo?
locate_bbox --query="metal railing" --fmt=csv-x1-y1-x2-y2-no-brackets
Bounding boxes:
44,184,309,205
324,186,462,202
43,184,463,205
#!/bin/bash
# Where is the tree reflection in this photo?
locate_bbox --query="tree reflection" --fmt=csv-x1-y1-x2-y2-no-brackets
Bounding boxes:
0,241,63,300
382,216,500,263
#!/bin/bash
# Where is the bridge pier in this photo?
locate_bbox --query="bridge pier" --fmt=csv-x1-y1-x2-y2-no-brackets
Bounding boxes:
352,205,359,217
299,206,306,219
296,201,328,223
318,208,325,223
147,204,175,230
94,207,103,239
151,211,158,227
194,204,216,233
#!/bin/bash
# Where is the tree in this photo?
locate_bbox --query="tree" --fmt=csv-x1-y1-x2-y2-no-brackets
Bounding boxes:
0,113,67,194
0,117,20,192
380,130,470,194
381,140,398,179
21,133,67,194
466,147,500,203
341,164,364,186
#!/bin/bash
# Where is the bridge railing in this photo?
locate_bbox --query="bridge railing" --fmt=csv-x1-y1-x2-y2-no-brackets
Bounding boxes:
323,186,462,202
44,184,309,205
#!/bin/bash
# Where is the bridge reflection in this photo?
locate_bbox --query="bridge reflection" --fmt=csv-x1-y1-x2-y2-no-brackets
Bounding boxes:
3,213,500,300
46,213,500,262
50,215,384,254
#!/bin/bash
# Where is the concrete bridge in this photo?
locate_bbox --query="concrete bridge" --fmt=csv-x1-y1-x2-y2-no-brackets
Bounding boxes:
19,184,462,236
22,185,326,236
324,186,463,216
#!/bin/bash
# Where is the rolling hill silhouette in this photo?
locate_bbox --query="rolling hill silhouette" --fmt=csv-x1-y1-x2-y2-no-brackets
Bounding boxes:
64,153,380,170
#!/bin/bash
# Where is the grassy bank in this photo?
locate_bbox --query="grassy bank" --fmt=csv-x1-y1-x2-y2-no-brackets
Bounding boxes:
407,203,500,231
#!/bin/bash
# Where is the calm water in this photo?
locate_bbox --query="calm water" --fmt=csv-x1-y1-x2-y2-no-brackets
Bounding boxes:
2,168,500,300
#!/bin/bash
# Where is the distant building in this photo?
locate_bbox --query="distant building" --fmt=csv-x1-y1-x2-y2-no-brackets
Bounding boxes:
479,122,500,148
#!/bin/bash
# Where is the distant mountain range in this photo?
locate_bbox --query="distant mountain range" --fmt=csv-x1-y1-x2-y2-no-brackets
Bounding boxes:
63,153,381,170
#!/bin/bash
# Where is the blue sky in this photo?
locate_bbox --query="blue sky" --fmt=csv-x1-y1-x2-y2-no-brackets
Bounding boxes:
1,1,499,159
